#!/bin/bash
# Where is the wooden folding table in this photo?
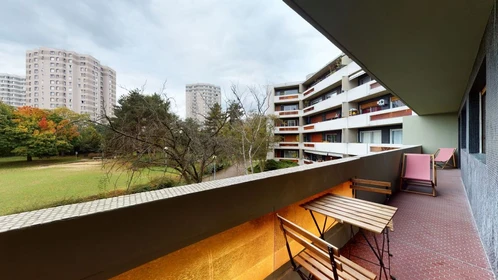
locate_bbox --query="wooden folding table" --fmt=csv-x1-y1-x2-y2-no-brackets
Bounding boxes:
302,193,398,280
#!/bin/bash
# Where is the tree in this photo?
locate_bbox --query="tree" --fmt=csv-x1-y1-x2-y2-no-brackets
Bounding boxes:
8,107,80,161
0,102,15,156
104,88,232,185
75,125,103,153
228,84,281,174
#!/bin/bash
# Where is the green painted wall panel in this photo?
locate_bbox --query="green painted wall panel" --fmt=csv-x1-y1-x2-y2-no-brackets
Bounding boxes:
403,113,458,155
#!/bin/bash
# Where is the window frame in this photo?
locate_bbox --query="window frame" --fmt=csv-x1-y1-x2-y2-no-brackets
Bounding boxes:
390,129,403,144
480,86,486,153
359,130,382,144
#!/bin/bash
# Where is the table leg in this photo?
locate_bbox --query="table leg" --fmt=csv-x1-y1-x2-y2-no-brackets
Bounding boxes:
309,210,324,239
360,229,389,279
386,229,395,280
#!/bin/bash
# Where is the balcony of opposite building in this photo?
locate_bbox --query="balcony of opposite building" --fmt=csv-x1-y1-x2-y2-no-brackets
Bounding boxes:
275,103,301,118
348,106,414,129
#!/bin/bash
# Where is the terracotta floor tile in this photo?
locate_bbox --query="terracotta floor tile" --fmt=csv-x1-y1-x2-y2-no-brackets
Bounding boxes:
339,170,495,280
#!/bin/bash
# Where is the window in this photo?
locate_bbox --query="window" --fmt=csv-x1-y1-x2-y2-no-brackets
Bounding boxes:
358,74,372,86
468,58,486,155
325,133,340,143
390,96,405,108
275,88,299,96
480,86,486,153
360,130,381,144
281,104,298,111
283,150,298,158
460,105,467,149
390,129,403,144
285,119,297,126
310,96,323,105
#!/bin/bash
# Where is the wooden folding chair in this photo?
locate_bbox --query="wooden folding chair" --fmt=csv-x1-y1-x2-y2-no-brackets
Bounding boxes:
276,214,377,280
434,148,456,169
400,153,437,197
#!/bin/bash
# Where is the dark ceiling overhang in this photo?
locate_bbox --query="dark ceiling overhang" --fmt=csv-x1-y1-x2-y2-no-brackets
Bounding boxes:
284,0,493,115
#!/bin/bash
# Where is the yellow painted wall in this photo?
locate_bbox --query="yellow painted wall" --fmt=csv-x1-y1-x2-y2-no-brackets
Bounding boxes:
113,182,352,280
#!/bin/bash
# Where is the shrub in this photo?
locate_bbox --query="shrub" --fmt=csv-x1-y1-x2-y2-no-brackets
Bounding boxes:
250,159,298,173
130,177,177,194
265,159,280,170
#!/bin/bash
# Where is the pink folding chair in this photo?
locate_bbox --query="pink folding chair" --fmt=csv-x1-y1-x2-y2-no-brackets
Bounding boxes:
400,153,437,196
434,148,456,169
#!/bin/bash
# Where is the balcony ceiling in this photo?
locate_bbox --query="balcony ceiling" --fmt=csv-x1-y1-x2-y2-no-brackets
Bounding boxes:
283,0,493,115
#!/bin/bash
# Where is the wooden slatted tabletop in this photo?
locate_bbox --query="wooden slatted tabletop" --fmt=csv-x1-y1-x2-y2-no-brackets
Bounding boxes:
302,193,398,234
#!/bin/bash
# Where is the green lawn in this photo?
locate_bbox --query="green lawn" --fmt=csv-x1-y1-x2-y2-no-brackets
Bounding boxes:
0,156,179,216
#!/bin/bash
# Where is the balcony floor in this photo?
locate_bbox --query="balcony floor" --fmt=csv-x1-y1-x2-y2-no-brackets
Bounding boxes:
342,169,495,279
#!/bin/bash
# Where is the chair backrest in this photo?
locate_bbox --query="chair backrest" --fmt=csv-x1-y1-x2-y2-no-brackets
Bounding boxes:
403,154,432,181
434,148,455,161
351,178,392,195
276,215,342,272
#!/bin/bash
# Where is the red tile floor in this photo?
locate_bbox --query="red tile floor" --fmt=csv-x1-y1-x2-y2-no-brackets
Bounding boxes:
341,169,495,279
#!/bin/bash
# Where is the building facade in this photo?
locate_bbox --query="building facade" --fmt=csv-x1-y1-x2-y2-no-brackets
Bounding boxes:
185,83,221,122
282,0,498,274
0,73,25,107
25,47,116,121
270,55,414,164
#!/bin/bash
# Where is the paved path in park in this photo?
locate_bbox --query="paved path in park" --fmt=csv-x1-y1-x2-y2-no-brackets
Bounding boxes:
204,163,248,181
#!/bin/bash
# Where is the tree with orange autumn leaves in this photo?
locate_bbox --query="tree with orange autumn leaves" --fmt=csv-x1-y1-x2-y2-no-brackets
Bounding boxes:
1,104,82,161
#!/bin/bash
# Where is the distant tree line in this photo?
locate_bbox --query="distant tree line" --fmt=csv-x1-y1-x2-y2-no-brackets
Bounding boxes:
0,103,103,161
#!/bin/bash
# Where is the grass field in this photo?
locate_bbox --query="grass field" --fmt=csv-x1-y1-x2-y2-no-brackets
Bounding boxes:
0,156,179,216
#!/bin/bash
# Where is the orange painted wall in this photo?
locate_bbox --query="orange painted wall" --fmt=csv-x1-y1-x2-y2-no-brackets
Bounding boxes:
311,132,323,142
283,135,299,142
311,115,322,124
112,182,352,280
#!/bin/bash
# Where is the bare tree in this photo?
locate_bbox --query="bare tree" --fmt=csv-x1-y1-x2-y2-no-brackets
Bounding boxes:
229,83,280,174
102,85,231,185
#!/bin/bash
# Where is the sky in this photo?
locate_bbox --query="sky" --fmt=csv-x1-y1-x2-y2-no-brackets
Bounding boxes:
0,0,341,118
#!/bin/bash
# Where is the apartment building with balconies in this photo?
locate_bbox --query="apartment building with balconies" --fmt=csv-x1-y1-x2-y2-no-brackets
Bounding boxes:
185,83,221,122
0,73,25,107
25,47,116,121
270,55,414,164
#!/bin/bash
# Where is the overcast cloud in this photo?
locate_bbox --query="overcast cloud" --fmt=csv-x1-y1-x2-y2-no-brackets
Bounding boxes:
0,0,340,118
